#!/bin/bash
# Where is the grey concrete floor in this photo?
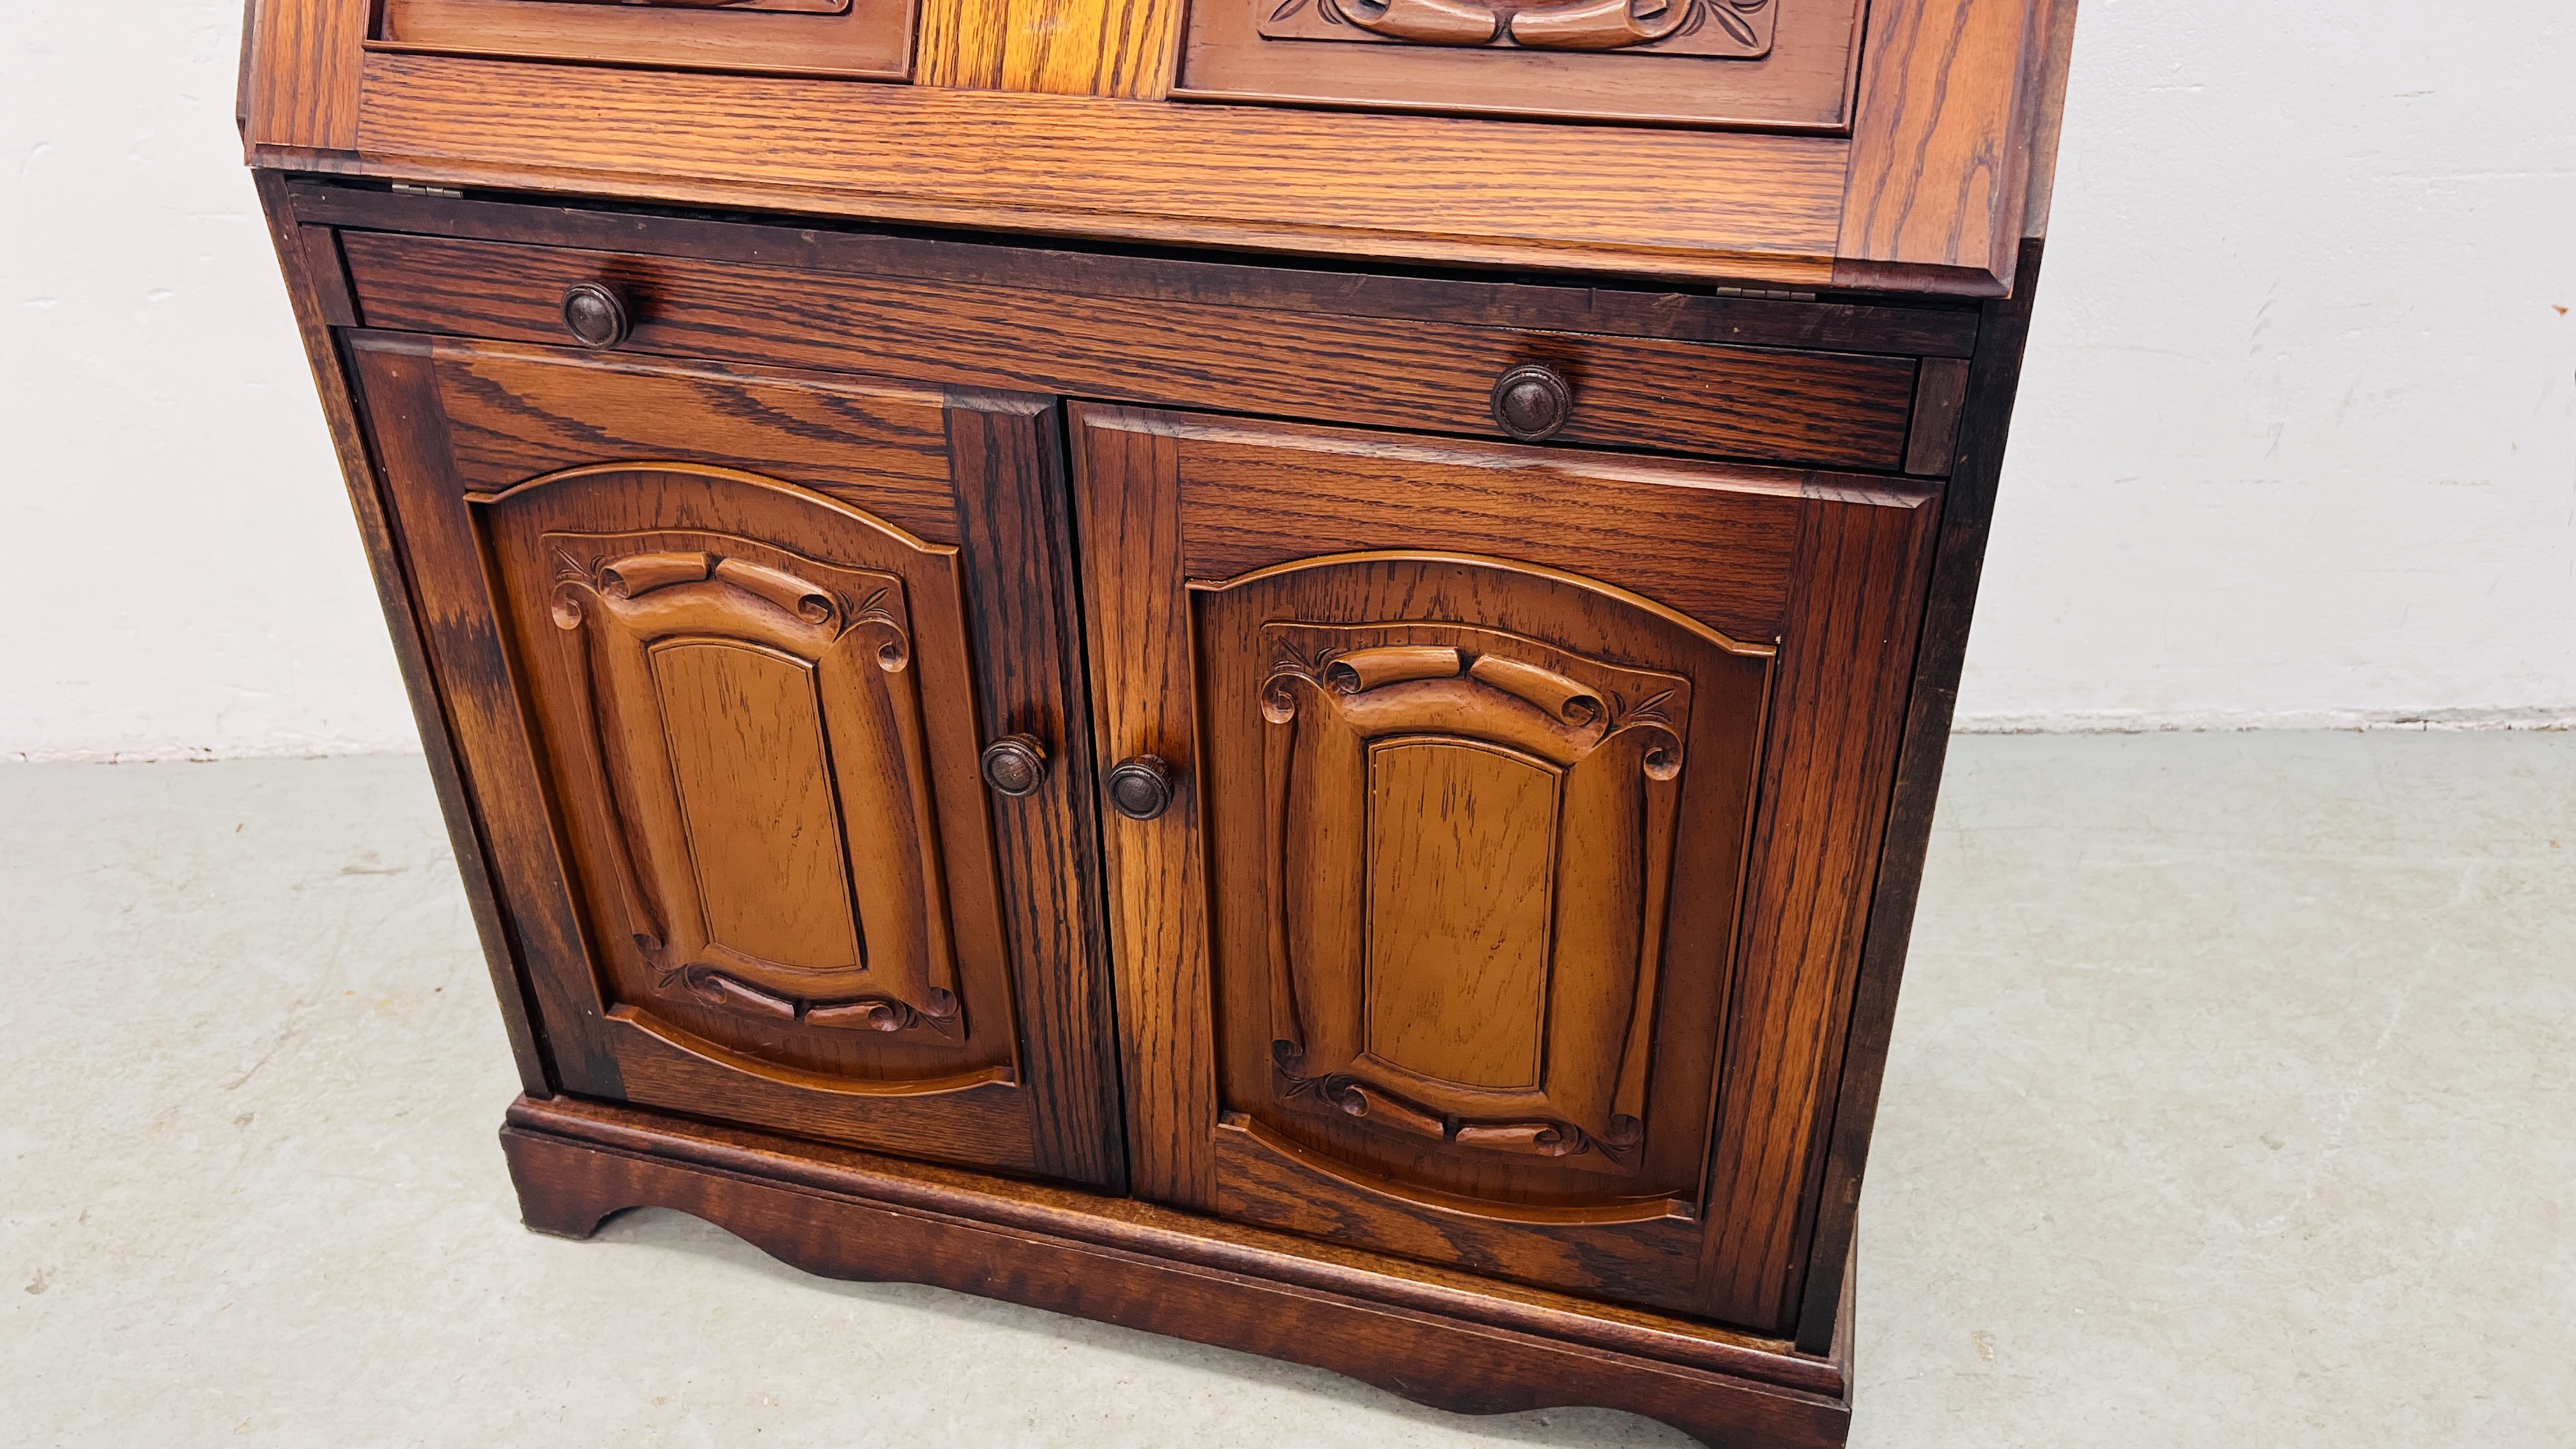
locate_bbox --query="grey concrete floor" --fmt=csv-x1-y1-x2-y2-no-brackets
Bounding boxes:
3,733,2570,1446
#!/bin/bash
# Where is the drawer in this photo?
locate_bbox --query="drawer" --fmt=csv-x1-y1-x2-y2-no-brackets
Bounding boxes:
376,0,914,81
1178,0,1865,130
337,228,1926,471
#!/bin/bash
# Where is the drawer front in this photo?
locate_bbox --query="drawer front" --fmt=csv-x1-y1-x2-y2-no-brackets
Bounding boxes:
378,0,914,80
1179,0,1866,130
338,229,1924,471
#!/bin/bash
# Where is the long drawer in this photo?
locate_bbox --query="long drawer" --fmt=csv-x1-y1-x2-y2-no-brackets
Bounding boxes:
336,228,1928,471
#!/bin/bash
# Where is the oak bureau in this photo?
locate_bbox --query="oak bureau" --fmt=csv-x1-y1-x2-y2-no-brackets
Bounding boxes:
241,1,2076,1441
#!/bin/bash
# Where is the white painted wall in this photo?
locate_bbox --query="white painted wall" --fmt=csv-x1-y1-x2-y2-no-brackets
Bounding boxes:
2,3,2571,760
3,5,414,761
1963,4,2576,731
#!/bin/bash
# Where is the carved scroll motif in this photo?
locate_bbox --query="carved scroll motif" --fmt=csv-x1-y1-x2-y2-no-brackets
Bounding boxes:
546,530,962,1040
1258,621,1690,1177
1261,0,1772,56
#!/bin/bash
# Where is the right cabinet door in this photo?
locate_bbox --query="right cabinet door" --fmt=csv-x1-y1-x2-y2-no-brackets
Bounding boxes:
1075,405,1937,1332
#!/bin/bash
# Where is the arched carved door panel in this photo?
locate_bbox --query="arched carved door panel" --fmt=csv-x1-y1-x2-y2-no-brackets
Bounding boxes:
1077,404,1938,1328
516,498,986,1071
351,334,1126,1186
1230,595,1771,1209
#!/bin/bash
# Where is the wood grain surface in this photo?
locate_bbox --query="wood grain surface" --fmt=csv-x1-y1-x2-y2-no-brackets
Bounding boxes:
344,327,1131,1183
376,0,916,80
1837,0,2055,295
420,341,961,539
339,52,1852,286
1176,0,1864,132
243,0,2067,293
241,0,365,152
1698,477,1940,1332
1080,404,1941,1333
351,333,630,1098
286,181,1986,359
1068,407,1218,1206
1793,238,2049,1353
919,0,1181,96
943,389,1129,1187
337,230,1920,468
254,178,549,1095
503,1092,1855,1446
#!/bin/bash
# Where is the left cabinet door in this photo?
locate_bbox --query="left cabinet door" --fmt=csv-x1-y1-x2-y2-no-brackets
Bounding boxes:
346,333,1123,1188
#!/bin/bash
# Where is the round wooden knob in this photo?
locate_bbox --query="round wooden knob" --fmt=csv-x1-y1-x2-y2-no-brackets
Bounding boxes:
1491,364,1573,442
562,282,631,349
1106,755,1176,822
979,734,1049,798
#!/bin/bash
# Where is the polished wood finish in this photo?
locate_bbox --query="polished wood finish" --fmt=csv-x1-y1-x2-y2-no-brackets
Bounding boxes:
1072,406,1938,1332
918,0,1181,95
505,1092,1853,1447
375,0,916,80
1185,0,1864,131
254,174,550,1095
242,0,365,152
344,330,1125,1183
282,180,1986,358
337,228,1922,468
242,0,2065,294
1836,0,2063,291
251,0,2073,1431
339,52,1851,286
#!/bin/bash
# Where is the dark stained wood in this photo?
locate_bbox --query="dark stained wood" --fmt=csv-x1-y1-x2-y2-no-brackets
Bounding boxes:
337,52,1855,288
2022,0,2083,240
1699,475,1942,1333
1068,407,1216,1207
1192,558,1772,1284
503,1092,1854,1447
1793,239,2049,1355
1077,406,1938,1334
1213,1115,1711,1318
484,463,1020,1085
1179,0,1866,131
1152,414,1813,641
1837,0,2058,296
344,329,1130,1183
296,225,358,327
254,177,552,1098
284,180,1986,359
251,0,2074,1409
337,230,1924,468
376,0,916,80
348,332,629,1099
944,389,1128,1188
245,0,2067,293
1905,357,1972,477
415,339,961,540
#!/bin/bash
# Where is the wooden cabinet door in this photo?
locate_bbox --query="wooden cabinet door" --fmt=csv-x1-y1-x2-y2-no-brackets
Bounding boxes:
1075,405,1937,1331
350,334,1122,1188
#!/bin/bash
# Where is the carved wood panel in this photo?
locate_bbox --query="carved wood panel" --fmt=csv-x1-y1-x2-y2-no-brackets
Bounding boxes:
1181,0,1866,131
540,525,965,1039
351,332,1134,1183
1077,404,1939,1327
1255,619,1715,1180
482,463,1023,1099
1260,0,1773,59
1196,556,1774,1240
